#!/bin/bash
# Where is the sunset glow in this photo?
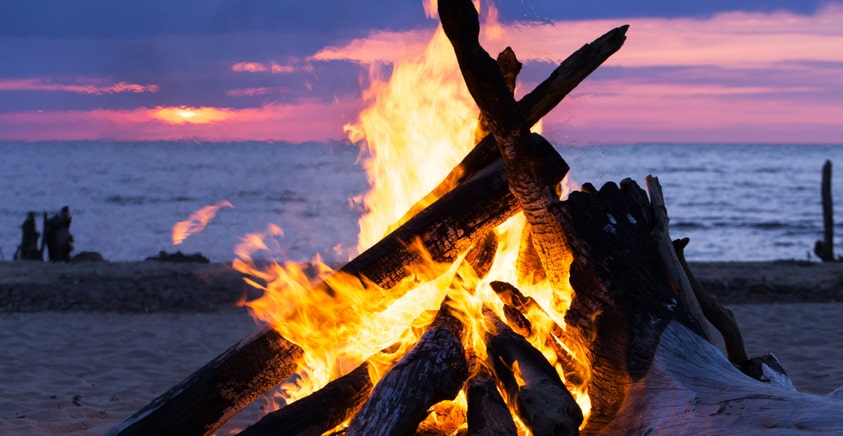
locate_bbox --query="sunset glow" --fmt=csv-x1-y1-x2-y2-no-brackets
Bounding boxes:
152,106,232,125
1,0,841,144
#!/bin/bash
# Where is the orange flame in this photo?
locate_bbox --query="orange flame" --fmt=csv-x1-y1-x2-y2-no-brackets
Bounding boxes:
171,200,233,245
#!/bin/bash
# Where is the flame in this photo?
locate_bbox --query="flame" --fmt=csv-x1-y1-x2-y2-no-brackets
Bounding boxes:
236,0,592,430
171,200,233,245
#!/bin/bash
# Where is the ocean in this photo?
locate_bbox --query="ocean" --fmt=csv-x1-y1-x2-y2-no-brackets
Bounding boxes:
1,141,841,263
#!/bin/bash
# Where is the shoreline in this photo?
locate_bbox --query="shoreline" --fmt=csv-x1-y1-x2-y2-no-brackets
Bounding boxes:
2,259,842,312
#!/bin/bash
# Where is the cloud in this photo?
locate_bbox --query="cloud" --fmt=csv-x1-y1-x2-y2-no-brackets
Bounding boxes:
225,87,275,97
231,61,307,74
0,78,159,94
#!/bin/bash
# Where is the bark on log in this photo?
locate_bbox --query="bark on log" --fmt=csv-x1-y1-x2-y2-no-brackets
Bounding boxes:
439,0,615,291
106,328,304,436
346,302,468,436
560,180,843,434
646,176,714,342
672,237,749,368
490,280,586,387
815,160,834,261
109,142,568,436
466,368,518,436
484,308,583,435
236,362,373,436
399,24,627,226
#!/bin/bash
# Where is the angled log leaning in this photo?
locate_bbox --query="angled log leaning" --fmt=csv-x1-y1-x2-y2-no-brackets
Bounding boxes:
346,301,468,436
108,142,569,436
397,25,627,226
673,237,749,368
236,362,373,436
484,308,583,435
466,368,518,436
490,280,586,387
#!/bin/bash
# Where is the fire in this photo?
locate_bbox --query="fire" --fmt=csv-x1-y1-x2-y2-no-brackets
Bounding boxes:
234,0,592,431
171,200,233,245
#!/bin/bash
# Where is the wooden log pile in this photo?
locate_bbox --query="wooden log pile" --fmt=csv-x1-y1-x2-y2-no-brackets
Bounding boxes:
109,1,843,435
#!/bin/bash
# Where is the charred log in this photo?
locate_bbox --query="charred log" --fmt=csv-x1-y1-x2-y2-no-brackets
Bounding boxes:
466,368,518,436
346,302,468,436
484,308,583,435
106,328,303,436
490,281,586,387
399,24,626,225
109,143,568,436
236,362,373,436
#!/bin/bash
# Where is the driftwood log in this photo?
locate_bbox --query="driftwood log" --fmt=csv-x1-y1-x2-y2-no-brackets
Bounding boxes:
465,367,518,436
236,362,373,436
346,301,468,435
439,0,843,434
484,308,582,435
815,160,834,261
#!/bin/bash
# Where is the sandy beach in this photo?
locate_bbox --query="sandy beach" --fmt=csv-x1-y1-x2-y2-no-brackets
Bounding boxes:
1,260,842,435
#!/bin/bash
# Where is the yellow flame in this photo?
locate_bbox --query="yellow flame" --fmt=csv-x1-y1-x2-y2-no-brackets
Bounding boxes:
171,200,232,245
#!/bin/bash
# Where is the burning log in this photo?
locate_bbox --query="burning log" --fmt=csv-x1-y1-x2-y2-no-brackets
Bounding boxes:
236,362,373,436
397,25,627,225
466,368,518,436
109,141,568,436
484,308,583,435
490,280,586,387
346,301,468,435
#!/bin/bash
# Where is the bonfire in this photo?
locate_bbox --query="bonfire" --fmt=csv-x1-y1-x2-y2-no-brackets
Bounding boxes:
108,1,843,435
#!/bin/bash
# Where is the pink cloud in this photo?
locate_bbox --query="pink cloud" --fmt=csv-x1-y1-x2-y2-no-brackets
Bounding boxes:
313,4,843,68
231,61,303,74
225,87,274,97
0,100,362,143
0,78,158,94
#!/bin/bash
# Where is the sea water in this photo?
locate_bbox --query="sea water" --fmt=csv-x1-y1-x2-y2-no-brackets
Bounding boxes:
1,141,841,262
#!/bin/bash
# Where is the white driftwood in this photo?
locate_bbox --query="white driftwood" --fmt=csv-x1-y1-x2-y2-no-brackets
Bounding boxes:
597,321,843,435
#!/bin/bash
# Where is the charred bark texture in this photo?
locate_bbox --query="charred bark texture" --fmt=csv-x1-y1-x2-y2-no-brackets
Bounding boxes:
466,369,518,436
401,22,626,227
484,309,583,435
109,145,567,436
236,362,373,436
346,303,468,436
105,328,303,436
490,280,586,387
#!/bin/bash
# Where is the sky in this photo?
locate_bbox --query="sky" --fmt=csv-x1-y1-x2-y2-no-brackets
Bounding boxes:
1,0,842,144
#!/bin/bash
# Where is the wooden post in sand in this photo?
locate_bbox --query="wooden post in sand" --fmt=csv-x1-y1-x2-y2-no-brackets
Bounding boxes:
815,160,834,262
